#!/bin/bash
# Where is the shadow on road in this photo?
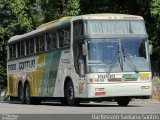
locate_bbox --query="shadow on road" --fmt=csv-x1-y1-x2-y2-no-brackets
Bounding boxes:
3,101,142,107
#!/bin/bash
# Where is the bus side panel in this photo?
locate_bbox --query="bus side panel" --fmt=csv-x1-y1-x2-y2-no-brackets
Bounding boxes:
54,50,88,98
7,74,19,97
39,51,62,97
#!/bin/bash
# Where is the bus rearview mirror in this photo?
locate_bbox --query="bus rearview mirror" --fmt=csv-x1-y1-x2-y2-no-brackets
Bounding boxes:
148,41,153,55
82,44,87,56
79,62,85,77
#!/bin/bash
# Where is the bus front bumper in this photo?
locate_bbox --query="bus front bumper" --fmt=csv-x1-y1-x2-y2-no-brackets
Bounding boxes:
87,82,152,98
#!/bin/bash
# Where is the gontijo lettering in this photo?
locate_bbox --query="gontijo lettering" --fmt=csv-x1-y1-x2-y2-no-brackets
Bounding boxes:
19,60,35,70
8,59,36,71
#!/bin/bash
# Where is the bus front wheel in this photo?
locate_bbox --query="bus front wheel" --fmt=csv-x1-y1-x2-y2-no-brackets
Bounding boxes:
117,97,131,106
65,81,79,106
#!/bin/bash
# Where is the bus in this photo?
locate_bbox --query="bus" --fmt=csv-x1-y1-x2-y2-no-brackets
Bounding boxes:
7,14,152,106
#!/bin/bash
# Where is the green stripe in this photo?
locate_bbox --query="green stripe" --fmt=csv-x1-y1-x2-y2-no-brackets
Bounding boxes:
40,51,62,96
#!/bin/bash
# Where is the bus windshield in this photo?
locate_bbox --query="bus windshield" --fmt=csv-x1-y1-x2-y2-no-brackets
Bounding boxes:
87,38,150,73
85,20,147,34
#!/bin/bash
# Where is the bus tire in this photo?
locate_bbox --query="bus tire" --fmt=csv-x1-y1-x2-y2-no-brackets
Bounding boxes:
61,98,68,106
65,81,79,106
18,83,25,104
117,97,131,106
25,83,33,104
10,96,14,102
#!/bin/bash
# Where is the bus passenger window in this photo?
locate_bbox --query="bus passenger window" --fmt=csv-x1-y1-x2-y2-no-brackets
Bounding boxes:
17,42,20,57
46,33,52,50
12,44,16,58
20,41,25,57
64,27,70,47
52,33,57,49
9,45,12,59
26,40,30,55
58,30,64,48
46,32,57,50
39,35,45,52
35,37,39,53
30,39,34,54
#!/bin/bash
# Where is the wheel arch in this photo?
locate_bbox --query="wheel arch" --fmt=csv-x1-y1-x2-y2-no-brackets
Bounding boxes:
18,80,23,87
17,80,23,94
24,80,30,88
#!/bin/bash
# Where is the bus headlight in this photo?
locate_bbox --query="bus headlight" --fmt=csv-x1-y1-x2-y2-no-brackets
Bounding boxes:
89,78,105,83
141,86,150,89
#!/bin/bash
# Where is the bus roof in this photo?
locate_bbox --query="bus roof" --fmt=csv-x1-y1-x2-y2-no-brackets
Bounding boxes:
72,13,143,21
8,14,144,43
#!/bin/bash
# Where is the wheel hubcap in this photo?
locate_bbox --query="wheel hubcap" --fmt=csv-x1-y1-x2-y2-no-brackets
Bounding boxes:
19,86,23,100
68,86,74,100
26,86,30,101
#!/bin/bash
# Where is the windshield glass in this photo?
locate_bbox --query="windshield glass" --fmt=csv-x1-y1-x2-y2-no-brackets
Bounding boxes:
87,38,150,73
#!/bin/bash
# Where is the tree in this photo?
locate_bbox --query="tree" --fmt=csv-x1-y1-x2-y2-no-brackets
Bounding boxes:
151,0,160,73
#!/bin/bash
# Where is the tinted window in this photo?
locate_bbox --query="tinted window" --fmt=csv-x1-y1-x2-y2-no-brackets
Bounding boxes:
30,39,35,54
20,41,25,57
73,20,83,40
46,32,57,50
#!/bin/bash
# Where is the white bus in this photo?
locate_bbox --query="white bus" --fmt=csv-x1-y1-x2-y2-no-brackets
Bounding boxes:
7,14,152,106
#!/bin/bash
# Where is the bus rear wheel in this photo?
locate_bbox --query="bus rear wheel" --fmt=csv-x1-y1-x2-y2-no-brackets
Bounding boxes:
65,81,79,106
25,83,32,104
117,97,131,106
25,83,41,105
18,83,25,104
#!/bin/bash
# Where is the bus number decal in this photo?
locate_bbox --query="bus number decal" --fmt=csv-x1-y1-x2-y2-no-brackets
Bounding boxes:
98,74,115,79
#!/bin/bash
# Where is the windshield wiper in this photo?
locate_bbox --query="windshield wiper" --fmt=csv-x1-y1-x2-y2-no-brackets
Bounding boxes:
122,45,139,73
107,45,121,75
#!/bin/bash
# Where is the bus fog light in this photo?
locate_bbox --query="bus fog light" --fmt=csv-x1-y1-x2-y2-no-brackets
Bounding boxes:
95,88,105,91
141,86,150,89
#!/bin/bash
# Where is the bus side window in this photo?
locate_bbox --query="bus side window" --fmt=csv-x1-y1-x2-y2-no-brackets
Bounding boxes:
52,32,57,49
58,29,64,48
39,35,45,52
64,27,70,47
35,35,45,53
12,43,16,58
46,31,57,50
17,42,20,57
30,39,34,54
46,33,52,50
9,44,12,59
20,41,25,57
26,39,30,55
35,37,39,53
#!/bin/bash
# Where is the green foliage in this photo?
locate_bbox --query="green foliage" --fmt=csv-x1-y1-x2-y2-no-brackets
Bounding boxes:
151,0,160,15
67,0,80,16
7,0,45,31
151,0,160,73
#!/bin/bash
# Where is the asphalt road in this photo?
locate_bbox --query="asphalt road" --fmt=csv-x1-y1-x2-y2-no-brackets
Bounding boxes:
0,101,160,114
0,102,160,120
